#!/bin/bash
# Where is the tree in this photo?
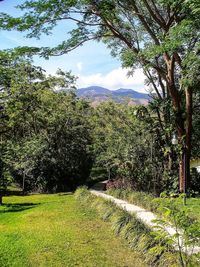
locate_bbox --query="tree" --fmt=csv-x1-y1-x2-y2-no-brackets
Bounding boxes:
91,101,168,194
0,50,27,203
0,0,199,192
1,52,93,193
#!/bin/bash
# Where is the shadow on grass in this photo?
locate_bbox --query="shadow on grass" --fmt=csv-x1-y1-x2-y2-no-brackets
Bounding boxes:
0,203,40,213
57,192,73,196
4,190,24,196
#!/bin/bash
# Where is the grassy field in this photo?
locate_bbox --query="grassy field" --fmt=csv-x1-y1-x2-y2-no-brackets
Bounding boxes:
0,193,147,267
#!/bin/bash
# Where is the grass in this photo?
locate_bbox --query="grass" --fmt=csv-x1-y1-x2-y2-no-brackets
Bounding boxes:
0,193,147,267
107,189,200,222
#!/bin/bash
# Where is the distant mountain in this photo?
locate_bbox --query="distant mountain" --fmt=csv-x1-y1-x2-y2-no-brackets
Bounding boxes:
77,86,111,97
77,86,150,105
113,88,150,99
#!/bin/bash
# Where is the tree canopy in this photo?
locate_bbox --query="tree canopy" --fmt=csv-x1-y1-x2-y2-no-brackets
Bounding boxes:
0,0,200,195
0,52,93,197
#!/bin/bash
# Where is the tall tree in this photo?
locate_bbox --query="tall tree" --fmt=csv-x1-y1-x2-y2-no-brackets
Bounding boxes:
0,52,93,196
0,50,25,203
91,101,168,194
1,0,199,192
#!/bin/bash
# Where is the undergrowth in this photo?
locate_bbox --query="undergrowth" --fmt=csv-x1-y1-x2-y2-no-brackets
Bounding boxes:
75,187,184,267
107,188,159,212
107,188,200,221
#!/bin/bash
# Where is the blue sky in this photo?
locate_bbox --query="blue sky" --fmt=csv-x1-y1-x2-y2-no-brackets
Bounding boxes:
0,0,146,91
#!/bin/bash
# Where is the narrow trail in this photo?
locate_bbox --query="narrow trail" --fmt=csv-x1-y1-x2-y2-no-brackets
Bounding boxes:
90,181,200,255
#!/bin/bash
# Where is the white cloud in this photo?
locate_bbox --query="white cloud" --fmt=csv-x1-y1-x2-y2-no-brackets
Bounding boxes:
77,62,83,72
77,67,146,92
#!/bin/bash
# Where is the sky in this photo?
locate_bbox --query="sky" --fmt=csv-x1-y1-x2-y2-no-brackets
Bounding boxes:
0,0,146,91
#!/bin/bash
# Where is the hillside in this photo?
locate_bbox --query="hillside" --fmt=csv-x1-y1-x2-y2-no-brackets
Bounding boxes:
77,86,150,105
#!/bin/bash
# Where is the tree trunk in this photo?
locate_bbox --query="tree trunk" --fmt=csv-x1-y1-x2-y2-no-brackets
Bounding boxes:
164,54,192,193
185,87,193,190
179,150,186,193
22,172,25,195
178,87,193,193
177,125,186,193
0,194,2,205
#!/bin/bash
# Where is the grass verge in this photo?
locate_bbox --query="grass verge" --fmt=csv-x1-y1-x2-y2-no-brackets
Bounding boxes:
105,188,200,265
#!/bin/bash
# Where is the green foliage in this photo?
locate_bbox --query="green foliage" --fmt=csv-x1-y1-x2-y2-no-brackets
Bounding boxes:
0,50,198,196
0,0,200,195
91,102,170,194
152,197,200,266
1,0,199,193
0,54,93,193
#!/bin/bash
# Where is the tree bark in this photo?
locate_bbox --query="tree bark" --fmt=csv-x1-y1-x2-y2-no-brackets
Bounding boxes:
185,86,193,190
177,87,193,193
179,151,185,193
164,53,189,193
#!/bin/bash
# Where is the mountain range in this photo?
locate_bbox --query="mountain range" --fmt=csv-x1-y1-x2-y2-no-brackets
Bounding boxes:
77,86,150,105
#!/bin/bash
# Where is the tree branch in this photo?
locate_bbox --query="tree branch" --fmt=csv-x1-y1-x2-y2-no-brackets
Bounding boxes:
150,0,167,25
131,1,160,45
142,0,167,30
144,69,162,99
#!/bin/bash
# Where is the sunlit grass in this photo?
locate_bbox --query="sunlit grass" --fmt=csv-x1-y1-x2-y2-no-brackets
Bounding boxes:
0,193,147,267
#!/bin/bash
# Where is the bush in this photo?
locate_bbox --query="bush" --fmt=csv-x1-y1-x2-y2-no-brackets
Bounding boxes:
106,178,135,190
107,188,159,212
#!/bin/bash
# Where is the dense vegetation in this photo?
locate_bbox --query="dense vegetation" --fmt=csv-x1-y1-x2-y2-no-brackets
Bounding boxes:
1,0,200,193
0,53,200,201
0,1,200,198
0,53,94,196
0,0,199,200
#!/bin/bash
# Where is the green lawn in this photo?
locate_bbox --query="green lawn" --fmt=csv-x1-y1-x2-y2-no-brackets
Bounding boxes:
0,193,147,267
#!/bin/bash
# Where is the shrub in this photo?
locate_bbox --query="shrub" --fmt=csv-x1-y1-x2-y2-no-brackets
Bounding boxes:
106,178,135,190
107,188,159,212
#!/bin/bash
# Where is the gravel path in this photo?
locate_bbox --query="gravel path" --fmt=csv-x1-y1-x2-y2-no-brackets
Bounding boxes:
90,189,200,255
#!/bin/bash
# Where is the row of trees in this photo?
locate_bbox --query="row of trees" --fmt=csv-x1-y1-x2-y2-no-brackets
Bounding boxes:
0,0,200,198
1,0,199,193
